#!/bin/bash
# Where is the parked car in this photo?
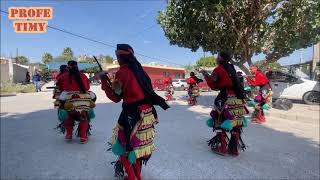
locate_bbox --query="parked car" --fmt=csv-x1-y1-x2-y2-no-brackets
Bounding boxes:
152,79,166,91
266,71,320,105
172,79,188,90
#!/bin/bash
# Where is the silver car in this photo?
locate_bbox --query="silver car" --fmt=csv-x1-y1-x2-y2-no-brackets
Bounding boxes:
172,79,188,90
266,71,320,105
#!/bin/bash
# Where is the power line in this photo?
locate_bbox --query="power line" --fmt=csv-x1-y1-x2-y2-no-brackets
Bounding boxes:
126,24,157,40
1,9,183,66
46,26,116,49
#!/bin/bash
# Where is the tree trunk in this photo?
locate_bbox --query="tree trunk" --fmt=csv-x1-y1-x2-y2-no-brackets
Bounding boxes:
238,64,250,75
247,58,253,66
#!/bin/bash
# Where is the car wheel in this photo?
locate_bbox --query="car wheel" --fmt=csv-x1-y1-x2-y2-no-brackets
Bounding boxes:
303,91,320,105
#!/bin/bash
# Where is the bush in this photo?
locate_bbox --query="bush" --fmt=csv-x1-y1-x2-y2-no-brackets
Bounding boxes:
0,82,36,93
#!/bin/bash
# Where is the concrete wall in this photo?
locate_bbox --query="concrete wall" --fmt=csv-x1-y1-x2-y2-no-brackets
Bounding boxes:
0,64,10,82
0,62,29,83
13,64,28,83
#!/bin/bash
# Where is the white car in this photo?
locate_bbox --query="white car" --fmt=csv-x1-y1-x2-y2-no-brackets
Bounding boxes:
172,79,188,90
266,71,320,105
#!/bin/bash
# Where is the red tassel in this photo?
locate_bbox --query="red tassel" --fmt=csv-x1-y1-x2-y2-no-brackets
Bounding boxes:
134,159,142,180
64,117,74,141
120,156,136,180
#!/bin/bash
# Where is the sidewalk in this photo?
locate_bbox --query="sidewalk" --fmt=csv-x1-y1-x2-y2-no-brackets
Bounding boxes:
264,103,319,122
40,81,55,92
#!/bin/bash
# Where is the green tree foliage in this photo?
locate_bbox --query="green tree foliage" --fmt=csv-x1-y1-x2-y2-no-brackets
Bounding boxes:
39,68,51,82
196,56,217,67
96,55,114,64
158,0,320,73
104,55,114,64
184,64,196,74
79,56,95,64
14,56,29,65
253,60,281,72
41,53,53,64
83,66,100,73
58,47,74,61
79,54,113,64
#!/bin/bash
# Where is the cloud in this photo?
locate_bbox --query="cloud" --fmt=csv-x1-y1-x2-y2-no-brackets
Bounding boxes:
143,40,152,44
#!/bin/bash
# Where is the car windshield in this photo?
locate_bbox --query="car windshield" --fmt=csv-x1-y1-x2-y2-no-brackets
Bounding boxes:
266,71,299,83
172,80,179,82
181,80,186,82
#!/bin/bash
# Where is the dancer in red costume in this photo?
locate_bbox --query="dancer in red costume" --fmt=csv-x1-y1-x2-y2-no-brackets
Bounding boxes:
57,61,92,144
245,66,272,123
53,65,68,102
96,44,169,180
186,72,202,105
163,77,174,101
200,52,248,156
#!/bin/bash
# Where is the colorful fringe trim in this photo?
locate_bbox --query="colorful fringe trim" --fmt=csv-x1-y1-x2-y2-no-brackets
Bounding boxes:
61,92,96,113
135,128,155,141
191,86,200,97
209,95,248,130
133,143,156,160
133,105,157,160
110,105,157,164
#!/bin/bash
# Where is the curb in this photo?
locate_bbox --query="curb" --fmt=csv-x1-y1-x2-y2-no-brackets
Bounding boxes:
0,93,17,97
247,107,319,121
265,111,319,121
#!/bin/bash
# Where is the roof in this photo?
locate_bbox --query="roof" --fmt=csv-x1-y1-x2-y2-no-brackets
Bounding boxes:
13,63,29,69
47,61,98,70
106,64,185,71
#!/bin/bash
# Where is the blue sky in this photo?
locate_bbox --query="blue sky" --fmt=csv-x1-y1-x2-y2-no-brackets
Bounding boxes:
0,0,314,67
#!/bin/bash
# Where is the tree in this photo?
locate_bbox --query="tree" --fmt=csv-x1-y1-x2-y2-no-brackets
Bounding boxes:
253,60,281,72
42,53,53,64
157,0,320,74
196,56,217,67
83,66,100,73
184,63,196,73
14,56,29,65
79,54,113,64
58,47,74,61
96,54,114,64
79,55,95,64
104,55,114,64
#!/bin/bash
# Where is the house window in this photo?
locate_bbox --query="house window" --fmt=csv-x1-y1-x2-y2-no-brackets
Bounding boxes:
175,73,180,78
163,72,170,77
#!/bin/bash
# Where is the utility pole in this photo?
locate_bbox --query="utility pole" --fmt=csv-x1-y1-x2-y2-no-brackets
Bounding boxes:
8,57,13,83
311,43,320,80
299,49,303,70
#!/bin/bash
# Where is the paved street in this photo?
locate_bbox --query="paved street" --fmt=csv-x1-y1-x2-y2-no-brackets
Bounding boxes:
1,85,319,179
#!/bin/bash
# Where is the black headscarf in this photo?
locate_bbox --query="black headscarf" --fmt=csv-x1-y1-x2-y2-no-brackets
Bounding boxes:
190,72,203,83
67,60,87,93
59,65,68,74
219,51,245,99
116,44,170,110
